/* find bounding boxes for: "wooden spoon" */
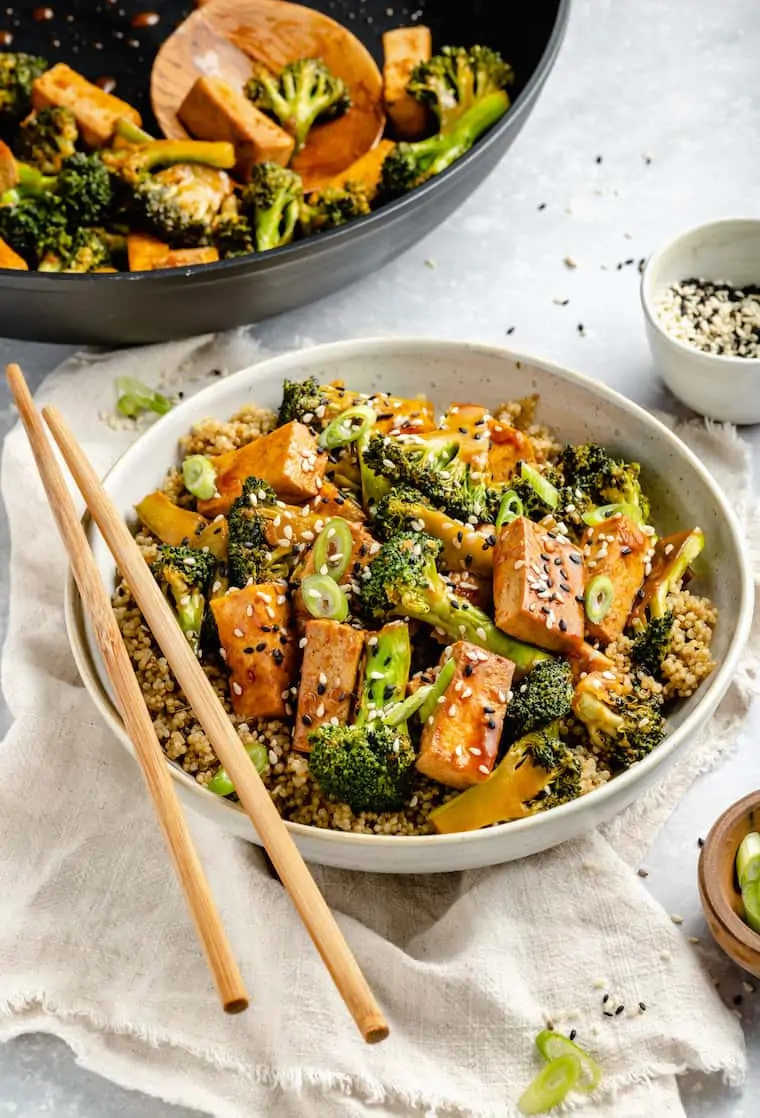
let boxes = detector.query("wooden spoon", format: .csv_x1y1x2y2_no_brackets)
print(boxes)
151,0,386,190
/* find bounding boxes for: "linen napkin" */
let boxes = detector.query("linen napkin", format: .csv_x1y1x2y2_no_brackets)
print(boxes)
0,331,756,1118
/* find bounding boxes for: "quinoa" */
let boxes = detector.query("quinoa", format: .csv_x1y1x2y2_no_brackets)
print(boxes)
656,278,760,359
112,395,718,836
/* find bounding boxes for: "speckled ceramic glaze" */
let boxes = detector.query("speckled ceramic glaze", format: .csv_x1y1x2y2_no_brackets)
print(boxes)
65,338,753,873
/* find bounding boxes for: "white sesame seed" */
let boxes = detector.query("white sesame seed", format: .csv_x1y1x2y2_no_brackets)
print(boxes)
233,627,245,638
448,704,457,717
316,702,325,717
477,764,490,774
476,626,487,641
318,672,327,685
266,606,276,620
231,681,243,695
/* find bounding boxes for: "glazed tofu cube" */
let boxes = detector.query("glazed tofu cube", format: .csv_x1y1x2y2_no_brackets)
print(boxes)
197,421,327,515
488,422,536,482
493,517,585,653
583,513,649,645
210,583,297,720
127,234,219,272
32,64,141,147
0,140,18,194
416,641,515,789
304,482,366,523
324,139,395,201
382,26,432,139
292,620,366,752
178,76,295,179
0,237,27,270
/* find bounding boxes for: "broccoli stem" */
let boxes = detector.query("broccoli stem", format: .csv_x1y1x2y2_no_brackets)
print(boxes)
416,598,551,671
356,623,412,726
127,139,236,175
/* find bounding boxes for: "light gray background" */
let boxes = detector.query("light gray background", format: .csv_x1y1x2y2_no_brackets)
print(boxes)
1,0,759,1113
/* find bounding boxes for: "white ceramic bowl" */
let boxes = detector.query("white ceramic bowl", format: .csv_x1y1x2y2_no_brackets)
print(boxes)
641,218,760,425
65,338,754,873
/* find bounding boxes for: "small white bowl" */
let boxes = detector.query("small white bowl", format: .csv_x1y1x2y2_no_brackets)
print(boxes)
641,218,760,425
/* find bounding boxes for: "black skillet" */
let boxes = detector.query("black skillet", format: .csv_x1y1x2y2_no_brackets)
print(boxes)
0,0,570,345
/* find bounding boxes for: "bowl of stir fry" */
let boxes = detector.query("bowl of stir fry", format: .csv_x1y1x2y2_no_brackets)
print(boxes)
0,0,569,343
66,338,753,872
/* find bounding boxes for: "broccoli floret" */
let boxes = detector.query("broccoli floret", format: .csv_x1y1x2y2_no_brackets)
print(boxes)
407,45,513,132
109,139,235,247
152,544,217,655
299,182,370,236
212,209,255,258
245,57,350,153
309,621,416,812
55,151,113,225
363,431,496,522
358,531,550,670
429,721,581,833
0,190,67,266
573,671,666,770
226,475,290,588
381,90,509,198
558,443,651,526
508,473,558,523
38,226,112,273
240,162,303,253
630,613,675,679
374,485,495,575
0,53,48,132
15,106,77,174
278,375,327,428
502,658,574,742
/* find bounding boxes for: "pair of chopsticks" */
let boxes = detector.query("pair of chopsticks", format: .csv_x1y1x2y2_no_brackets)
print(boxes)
7,364,388,1044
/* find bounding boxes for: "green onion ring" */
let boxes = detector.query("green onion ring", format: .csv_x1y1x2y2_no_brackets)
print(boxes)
585,575,614,623
301,573,349,621
318,405,376,450
312,518,353,582
520,461,559,510
496,489,524,528
535,1031,602,1093
182,454,217,501
517,1055,580,1115
207,741,269,797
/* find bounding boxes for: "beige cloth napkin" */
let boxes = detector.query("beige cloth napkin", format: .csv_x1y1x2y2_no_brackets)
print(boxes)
0,332,756,1118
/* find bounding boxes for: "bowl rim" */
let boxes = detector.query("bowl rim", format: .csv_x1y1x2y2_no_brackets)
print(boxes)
699,789,760,951
640,216,760,368
0,0,572,287
64,334,755,854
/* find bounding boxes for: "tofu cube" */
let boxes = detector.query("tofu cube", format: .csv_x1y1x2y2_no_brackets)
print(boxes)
197,421,327,515
32,64,141,147
583,513,649,645
382,26,432,139
178,76,295,179
210,583,297,720
493,517,585,653
292,620,366,752
416,642,515,789
127,234,219,272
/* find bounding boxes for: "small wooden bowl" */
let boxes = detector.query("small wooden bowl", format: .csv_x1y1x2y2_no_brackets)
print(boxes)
698,790,760,978
151,0,386,190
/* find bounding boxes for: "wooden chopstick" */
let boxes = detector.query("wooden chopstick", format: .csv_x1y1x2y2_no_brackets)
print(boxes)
6,364,249,1015
41,402,390,1046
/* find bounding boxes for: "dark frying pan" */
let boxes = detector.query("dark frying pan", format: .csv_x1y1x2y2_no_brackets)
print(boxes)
0,0,570,345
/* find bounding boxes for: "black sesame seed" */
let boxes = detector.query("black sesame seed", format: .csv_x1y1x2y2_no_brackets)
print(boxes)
559,619,568,633
554,557,563,566
483,706,495,714
541,605,550,615
456,530,464,543
255,642,266,652
272,648,284,665
639,1001,647,1012
698,837,705,848
464,664,474,677
620,546,632,556
603,1010,614,1017
243,646,254,654
575,595,585,604
261,625,271,633
733,994,743,1006
540,553,550,562
302,714,313,726
603,993,609,1004
317,682,326,696
506,326,515,336
595,154,603,163
486,534,497,547
465,555,473,568
560,583,571,594
615,1004,625,1016
569,553,582,564
271,623,279,632
569,1029,577,1041
458,426,468,435
486,718,497,730
280,635,288,646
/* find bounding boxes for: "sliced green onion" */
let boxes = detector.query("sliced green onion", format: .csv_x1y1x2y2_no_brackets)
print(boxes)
182,454,216,501
383,687,432,727
207,741,269,797
517,1055,580,1115
116,376,173,419
318,405,376,450
535,1032,602,1094
312,518,352,582
417,658,457,724
741,879,760,935
301,573,349,621
582,502,641,527
520,462,559,510
496,489,524,528
585,575,614,623
737,832,760,889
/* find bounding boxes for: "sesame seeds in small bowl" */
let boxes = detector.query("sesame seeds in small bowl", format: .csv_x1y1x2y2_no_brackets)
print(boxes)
641,218,760,424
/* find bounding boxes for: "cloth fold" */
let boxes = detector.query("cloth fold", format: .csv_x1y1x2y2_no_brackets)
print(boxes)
0,332,755,1118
